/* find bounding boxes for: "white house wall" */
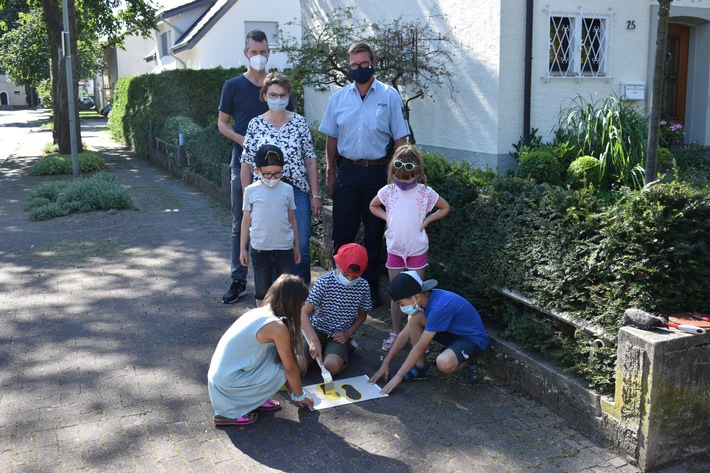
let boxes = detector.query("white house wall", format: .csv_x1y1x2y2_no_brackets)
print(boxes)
155,4,212,71
0,75,27,108
303,0,710,171
301,0,512,170
529,0,651,142
118,35,157,77
176,0,301,70
497,1,526,155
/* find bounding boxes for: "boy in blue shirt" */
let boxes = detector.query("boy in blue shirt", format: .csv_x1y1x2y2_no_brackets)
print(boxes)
369,271,489,393
299,243,372,375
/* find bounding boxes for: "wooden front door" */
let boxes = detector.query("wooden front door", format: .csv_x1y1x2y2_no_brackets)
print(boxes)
663,24,689,124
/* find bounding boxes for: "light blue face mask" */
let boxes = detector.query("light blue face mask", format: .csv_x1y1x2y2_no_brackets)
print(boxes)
336,271,360,286
267,97,289,112
400,301,420,315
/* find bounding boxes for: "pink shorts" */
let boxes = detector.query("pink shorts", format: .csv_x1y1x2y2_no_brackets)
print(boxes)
386,252,428,270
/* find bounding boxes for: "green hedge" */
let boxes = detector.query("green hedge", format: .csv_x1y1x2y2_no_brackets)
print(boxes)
424,148,710,392
109,67,246,170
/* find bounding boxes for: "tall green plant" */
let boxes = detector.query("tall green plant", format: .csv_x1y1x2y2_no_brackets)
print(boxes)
555,95,648,189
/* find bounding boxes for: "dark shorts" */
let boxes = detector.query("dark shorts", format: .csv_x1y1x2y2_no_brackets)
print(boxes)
301,329,351,363
433,331,486,365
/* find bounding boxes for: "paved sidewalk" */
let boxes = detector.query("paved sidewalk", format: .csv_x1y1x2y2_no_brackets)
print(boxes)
0,114,704,472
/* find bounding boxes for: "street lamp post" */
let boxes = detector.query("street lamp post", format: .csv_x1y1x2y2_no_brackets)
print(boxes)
61,0,79,179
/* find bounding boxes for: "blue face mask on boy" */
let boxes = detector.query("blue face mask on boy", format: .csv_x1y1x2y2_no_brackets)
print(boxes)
400,302,420,315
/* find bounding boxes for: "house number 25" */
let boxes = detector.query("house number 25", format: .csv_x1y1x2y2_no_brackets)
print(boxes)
627,20,636,30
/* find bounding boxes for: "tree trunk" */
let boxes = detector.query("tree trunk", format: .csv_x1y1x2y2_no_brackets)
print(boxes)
645,0,673,186
40,0,82,154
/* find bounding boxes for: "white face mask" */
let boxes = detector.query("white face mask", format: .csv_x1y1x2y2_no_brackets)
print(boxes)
261,177,281,188
335,270,360,286
267,97,289,113
249,54,268,71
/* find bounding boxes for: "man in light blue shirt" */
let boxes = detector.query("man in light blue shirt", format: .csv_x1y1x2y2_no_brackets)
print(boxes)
319,42,410,305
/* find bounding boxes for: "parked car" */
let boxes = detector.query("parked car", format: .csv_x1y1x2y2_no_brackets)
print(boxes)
79,97,95,110
99,102,112,118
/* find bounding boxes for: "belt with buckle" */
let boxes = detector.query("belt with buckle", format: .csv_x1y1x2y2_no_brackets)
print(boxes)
341,156,389,167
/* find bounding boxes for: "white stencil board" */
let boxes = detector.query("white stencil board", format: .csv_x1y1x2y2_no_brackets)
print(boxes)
303,374,388,410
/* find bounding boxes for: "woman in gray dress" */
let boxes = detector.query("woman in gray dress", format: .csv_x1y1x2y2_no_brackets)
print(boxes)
208,274,315,425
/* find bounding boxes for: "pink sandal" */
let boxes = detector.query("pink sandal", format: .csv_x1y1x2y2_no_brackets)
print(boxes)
213,412,259,426
256,398,281,411
382,332,398,351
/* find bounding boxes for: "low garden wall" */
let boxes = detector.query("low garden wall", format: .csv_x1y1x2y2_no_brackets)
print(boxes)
485,326,709,471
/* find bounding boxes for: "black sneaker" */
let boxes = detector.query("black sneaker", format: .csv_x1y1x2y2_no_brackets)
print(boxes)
222,280,247,304
457,362,479,386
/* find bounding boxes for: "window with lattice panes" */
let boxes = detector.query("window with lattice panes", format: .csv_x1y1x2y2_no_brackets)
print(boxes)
548,11,611,79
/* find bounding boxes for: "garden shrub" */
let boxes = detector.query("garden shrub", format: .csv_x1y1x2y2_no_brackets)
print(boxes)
671,146,710,186
425,153,710,393
656,147,673,169
26,172,133,221
567,155,601,188
515,149,562,185
31,151,105,175
109,67,245,161
555,95,647,189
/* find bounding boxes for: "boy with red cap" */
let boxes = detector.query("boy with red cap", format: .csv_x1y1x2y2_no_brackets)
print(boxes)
299,243,372,375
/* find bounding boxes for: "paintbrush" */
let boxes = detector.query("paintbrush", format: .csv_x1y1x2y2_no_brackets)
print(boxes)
316,358,336,394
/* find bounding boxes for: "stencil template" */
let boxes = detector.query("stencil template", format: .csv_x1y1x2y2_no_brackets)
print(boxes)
303,374,388,410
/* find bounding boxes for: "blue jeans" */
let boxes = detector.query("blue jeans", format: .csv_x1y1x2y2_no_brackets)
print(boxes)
230,167,248,283
251,249,294,300
332,161,387,294
292,187,312,285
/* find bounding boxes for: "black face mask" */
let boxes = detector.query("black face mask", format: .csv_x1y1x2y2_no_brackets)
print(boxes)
349,65,375,84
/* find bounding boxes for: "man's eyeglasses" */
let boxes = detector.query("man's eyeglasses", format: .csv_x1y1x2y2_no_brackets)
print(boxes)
349,61,371,70
267,92,289,100
261,171,283,179
393,160,417,171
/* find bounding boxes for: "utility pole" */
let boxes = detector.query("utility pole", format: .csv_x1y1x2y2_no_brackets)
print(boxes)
62,0,79,178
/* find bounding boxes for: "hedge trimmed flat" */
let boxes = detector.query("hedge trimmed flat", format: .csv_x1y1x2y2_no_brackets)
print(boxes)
403,364,430,381
256,399,281,411
213,412,258,426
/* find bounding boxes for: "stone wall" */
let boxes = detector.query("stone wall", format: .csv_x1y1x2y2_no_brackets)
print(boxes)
485,327,710,471
603,327,710,470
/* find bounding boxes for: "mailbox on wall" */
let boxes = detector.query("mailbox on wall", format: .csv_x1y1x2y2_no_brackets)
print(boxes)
621,82,645,101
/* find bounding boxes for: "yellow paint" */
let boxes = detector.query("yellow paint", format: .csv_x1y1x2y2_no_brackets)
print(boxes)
317,384,341,401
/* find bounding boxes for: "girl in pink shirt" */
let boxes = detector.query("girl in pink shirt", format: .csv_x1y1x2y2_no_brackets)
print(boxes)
369,145,450,351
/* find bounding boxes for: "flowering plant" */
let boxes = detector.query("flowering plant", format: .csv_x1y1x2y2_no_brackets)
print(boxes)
659,120,684,147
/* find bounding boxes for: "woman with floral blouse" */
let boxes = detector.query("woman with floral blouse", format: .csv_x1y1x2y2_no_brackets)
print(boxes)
241,72,322,285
